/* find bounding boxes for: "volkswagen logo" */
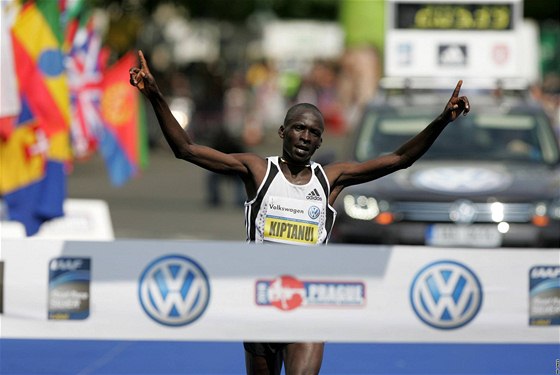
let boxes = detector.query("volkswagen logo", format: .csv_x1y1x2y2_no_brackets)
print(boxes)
410,260,483,329
308,205,321,220
138,255,210,326
449,199,477,224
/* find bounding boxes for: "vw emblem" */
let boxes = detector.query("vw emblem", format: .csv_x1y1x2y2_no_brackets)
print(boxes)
308,205,321,220
410,260,483,329
138,255,210,326
449,199,477,224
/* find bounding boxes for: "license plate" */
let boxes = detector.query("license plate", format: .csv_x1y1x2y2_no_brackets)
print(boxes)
426,224,502,247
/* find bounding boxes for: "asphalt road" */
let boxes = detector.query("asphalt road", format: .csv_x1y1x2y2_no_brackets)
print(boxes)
67,131,348,241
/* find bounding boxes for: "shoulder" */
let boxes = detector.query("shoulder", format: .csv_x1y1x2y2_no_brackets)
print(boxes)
235,152,268,167
322,159,373,189
234,153,269,185
322,160,354,179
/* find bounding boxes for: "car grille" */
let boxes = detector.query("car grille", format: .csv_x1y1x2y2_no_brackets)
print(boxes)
391,202,533,223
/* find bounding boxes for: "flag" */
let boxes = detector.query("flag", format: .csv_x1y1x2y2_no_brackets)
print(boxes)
0,0,71,235
0,1,20,139
0,98,45,200
11,0,70,136
98,52,148,186
64,3,108,159
0,96,70,235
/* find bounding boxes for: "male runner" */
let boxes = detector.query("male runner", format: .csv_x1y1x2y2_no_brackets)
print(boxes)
130,50,470,375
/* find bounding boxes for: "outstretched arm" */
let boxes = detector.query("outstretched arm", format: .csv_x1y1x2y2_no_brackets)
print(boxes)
129,51,188,157
129,51,265,177
129,51,267,198
325,80,470,204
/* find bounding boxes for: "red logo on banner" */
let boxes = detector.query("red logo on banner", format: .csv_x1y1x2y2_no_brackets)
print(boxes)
492,44,509,65
256,275,366,311
268,275,305,311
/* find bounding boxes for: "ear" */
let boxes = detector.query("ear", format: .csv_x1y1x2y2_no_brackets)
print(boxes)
278,125,285,139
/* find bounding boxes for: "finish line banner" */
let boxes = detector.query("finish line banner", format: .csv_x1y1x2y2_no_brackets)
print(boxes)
0,239,558,343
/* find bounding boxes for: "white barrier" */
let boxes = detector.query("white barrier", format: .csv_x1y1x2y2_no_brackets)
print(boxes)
0,239,558,343
34,199,114,240
0,199,114,240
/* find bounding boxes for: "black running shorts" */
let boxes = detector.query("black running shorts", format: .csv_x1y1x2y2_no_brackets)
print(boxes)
243,342,290,356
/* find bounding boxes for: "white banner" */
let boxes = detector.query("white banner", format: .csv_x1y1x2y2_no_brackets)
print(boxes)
0,239,558,343
384,0,539,84
385,31,522,79
263,21,344,61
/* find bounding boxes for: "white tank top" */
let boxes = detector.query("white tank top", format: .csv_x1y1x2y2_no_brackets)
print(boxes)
245,157,337,245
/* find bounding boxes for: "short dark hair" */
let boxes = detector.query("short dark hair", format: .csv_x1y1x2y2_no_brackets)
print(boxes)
283,103,324,128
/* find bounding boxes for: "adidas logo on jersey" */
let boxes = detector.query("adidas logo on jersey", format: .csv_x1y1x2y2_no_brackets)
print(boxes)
306,189,322,201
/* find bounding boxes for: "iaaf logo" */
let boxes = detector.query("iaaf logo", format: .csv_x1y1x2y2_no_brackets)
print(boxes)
255,275,365,311
530,266,560,279
50,258,84,271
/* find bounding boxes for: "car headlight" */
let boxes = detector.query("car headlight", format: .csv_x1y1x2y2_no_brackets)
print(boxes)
548,200,560,220
343,195,379,220
532,200,560,227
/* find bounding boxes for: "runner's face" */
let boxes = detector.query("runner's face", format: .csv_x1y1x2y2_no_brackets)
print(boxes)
280,110,324,163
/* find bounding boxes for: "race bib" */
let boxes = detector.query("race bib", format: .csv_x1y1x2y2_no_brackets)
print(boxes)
263,196,322,245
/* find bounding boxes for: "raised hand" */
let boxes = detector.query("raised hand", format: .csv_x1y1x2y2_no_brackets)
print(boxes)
129,50,158,95
443,80,470,122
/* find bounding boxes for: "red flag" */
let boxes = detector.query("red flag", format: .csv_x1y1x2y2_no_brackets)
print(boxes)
98,52,148,186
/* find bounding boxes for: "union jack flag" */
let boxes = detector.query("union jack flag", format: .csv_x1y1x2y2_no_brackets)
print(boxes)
65,15,108,159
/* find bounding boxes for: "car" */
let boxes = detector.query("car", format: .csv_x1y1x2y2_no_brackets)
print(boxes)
330,83,560,248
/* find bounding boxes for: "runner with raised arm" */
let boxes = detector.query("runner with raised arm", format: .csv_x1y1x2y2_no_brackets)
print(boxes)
130,50,470,375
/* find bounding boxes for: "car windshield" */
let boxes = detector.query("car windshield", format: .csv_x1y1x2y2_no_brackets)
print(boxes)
355,107,560,164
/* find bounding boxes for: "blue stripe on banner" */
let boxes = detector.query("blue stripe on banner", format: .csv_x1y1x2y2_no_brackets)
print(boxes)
0,339,557,374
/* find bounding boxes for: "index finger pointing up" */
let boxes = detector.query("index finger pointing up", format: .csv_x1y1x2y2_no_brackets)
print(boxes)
138,50,150,73
452,80,463,98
